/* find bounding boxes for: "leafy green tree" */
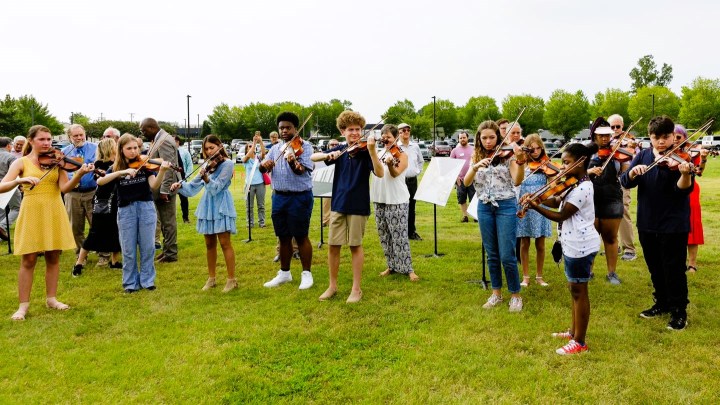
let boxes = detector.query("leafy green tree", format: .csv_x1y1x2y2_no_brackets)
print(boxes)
70,112,91,127
419,99,459,138
501,94,545,133
629,55,673,92
307,99,351,138
200,120,212,137
207,103,247,140
405,115,433,140
0,95,24,136
13,95,63,134
459,96,501,130
242,102,277,137
678,77,720,132
591,88,630,122
627,86,681,134
383,99,417,125
543,90,591,140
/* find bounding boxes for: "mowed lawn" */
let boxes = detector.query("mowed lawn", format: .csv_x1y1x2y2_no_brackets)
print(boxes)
1,159,719,403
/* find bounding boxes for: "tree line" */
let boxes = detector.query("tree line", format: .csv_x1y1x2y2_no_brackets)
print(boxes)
2,56,718,142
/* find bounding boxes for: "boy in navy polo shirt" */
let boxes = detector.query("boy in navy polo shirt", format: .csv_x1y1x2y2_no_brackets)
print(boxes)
311,111,384,303
621,116,695,330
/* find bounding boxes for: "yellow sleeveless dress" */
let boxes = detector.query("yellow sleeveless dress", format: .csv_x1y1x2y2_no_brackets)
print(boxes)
14,157,76,255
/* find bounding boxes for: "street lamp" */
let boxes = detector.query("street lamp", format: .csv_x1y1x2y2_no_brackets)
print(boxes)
130,113,134,122
650,94,655,117
186,95,192,146
432,96,437,155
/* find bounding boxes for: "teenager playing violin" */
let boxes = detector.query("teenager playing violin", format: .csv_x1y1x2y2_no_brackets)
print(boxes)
463,120,526,312
516,134,553,287
0,125,95,320
260,112,315,292
674,125,707,273
587,117,627,285
522,143,600,355
97,133,171,293
370,124,419,281
621,116,694,331
171,135,237,292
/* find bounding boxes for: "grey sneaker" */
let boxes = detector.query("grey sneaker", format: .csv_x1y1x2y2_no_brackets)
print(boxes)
606,272,622,285
621,252,637,261
482,294,503,309
509,296,523,312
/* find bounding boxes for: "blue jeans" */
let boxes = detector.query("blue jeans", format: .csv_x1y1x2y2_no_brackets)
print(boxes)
478,198,521,294
118,201,157,290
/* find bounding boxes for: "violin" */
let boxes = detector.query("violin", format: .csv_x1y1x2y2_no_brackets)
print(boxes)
205,153,226,174
284,136,304,158
655,150,691,171
379,140,404,167
516,156,586,218
346,140,369,157
128,156,182,172
527,155,562,177
597,146,634,163
37,149,105,176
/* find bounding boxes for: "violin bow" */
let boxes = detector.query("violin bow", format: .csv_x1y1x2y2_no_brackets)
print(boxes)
489,106,526,161
379,133,402,160
181,148,224,184
274,113,314,162
518,156,587,214
599,117,641,172
642,119,714,173
29,144,78,190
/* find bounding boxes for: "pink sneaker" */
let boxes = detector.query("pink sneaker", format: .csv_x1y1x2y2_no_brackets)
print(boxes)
556,339,588,355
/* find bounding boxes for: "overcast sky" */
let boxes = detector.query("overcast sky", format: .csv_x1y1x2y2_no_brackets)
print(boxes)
2,0,717,128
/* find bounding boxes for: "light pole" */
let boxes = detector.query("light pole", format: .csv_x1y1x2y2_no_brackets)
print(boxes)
130,113,134,122
650,94,655,118
197,114,200,134
70,112,74,124
186,95,192,145
432,96,437,155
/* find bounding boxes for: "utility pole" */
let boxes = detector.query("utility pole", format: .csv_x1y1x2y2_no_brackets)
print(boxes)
187,95,191,146
130,113,134,122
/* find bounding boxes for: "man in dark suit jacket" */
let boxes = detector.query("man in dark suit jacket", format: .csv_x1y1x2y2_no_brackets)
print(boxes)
140,118,181,262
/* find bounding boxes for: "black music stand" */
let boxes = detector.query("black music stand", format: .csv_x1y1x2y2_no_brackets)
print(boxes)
316,196,328,248
466,242,489,289
243,190,253,243
423,204,445,258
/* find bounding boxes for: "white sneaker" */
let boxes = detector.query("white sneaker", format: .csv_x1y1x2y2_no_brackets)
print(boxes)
263,270,292,288
509,296,523,312
482,294,503,308
299,271,314,290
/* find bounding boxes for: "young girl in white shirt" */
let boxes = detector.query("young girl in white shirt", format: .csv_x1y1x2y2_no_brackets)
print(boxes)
522,143,600,355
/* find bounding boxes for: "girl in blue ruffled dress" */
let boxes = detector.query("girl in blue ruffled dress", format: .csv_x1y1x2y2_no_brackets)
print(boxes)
516,134,553,287
171,135,237,292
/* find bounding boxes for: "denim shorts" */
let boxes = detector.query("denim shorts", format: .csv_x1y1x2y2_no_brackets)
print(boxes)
564,252,597,283
271,190,313,237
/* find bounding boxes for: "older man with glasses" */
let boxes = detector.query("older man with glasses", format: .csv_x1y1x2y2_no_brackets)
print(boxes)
397,123,424,241
609,114,637,261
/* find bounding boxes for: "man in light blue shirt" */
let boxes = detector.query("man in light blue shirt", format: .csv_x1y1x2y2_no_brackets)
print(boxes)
62,124,98,254
175,135,193,223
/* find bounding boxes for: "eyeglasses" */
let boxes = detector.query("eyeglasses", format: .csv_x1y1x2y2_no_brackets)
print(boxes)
611,125,622,130
399,128,411,132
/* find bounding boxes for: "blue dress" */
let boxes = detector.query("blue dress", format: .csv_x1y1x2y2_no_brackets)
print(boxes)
177,159,237,235
516,170,552,238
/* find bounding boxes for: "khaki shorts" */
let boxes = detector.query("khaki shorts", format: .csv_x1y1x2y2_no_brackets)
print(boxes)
328,211,368,246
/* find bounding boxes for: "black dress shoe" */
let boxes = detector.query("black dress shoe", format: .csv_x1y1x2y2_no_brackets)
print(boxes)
72,264,83,277
109,262,123,269
124,288,139,294
409,233,423,241
158,257,177,263
145,286,157,291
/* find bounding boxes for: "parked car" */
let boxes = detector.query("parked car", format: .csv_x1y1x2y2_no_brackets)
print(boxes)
190,139,203,163
230,139,243,151
428,141,452,157
702,135,720,149
418,143,431,161
544,142,560,157
51,140,71,150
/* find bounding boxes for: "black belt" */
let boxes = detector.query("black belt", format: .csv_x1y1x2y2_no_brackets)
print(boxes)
74,188,96,193
274,190,307,196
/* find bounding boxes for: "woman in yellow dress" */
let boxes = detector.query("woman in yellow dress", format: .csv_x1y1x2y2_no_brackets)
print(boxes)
0,125,94,320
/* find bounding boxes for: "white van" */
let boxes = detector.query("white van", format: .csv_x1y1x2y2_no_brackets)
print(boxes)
701,135,720,148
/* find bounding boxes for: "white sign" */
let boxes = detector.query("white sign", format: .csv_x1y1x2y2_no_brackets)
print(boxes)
0,185,19,208
312,162,334,197
415,157,464,207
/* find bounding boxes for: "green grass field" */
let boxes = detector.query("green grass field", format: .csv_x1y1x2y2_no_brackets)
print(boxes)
1,159,719,403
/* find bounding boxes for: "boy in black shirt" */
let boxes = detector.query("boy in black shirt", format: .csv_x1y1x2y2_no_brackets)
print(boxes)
620,116,694,330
